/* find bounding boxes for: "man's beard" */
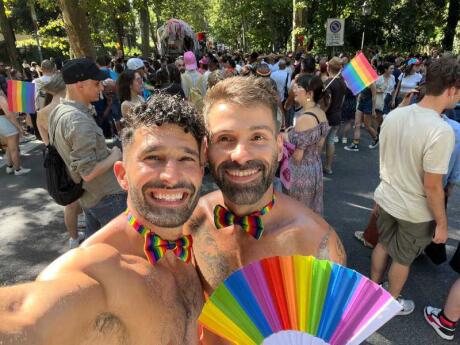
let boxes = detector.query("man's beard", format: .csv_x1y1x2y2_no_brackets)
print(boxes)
129,181,199,228
209,151,278,205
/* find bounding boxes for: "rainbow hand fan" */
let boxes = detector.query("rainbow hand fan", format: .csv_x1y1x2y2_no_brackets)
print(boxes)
199,256,401,345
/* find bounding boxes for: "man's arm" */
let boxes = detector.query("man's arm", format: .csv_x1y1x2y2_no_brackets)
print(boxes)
67,117,122,183
0,245,117,345
0,272,106,345
425,172,448,243
81,147,121,183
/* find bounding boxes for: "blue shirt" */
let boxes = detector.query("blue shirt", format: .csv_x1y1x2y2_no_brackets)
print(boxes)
443,115,460,187
100,67,118,81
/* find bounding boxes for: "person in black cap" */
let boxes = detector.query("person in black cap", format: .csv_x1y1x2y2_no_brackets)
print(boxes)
48,58,127,238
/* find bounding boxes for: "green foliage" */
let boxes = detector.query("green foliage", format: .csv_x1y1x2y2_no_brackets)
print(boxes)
2,0,459,58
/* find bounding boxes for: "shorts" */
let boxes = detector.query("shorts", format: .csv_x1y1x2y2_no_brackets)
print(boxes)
341,96,357,121
326,125,339,145
0,116,18,137
377,206,435,266
357,98,372,114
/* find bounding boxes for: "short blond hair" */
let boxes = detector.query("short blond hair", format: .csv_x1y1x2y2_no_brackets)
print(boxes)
328,57,342,74
203,76,280,131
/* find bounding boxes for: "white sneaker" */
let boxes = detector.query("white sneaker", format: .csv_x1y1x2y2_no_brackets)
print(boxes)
14,167,31,176
6,166,14,174
397,297,415,316
68,232,86,250
342,137,348,144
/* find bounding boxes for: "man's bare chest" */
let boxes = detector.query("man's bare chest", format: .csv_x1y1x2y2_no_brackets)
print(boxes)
193,222,300,293
81,261,203,345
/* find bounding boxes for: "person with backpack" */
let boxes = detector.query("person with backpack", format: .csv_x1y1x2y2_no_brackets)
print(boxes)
181,52,206,113
48,58,126,237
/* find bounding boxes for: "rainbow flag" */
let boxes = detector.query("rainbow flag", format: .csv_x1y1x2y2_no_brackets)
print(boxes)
7,80,36,113
342,52,378,95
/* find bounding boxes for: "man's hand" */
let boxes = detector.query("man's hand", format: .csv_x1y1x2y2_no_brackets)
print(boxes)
433,224,448,244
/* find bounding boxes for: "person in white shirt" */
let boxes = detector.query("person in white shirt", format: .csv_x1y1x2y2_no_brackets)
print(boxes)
33,59,56,111
270,59,291,103
371,57,460,316
392,58,422,107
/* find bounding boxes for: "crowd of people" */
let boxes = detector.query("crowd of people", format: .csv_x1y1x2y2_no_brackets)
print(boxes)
0,46,460,343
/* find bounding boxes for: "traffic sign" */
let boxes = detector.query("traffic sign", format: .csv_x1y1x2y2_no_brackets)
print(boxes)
326,18,345,46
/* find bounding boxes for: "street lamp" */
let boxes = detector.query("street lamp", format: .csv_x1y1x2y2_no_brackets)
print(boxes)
360,1,371,50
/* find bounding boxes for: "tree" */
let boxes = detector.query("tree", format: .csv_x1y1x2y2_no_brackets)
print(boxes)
58,0,95,58
139,0,150,57
442,0,460,51
0,0,19,67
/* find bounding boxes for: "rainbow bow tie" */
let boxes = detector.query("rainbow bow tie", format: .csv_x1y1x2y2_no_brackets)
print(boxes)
126,210,192,265
213,195,276,240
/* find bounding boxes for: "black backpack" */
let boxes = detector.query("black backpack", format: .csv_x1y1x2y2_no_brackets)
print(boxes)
43,114,84,206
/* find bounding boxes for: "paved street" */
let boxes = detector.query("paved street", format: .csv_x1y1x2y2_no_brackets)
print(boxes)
0,133,459,344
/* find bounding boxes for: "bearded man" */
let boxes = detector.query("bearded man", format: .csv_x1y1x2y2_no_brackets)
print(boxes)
0,93,207,345
188,76,346,294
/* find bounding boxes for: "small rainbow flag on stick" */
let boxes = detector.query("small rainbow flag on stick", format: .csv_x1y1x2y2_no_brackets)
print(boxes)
342,52,378,95
7,80,36,113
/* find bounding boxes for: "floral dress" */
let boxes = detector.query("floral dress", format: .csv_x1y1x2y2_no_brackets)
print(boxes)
287,119,330,214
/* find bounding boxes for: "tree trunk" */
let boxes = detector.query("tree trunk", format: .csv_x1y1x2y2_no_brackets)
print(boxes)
442,0,460,51
292,0,308,51
58,0,95,59
140,0,150,57
0,0,19,68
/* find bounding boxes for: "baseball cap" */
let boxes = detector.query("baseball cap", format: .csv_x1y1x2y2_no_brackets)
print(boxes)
127,57,145,71
255,63,271,77
184,51,197,71
407,58,422,66
62,58,108,84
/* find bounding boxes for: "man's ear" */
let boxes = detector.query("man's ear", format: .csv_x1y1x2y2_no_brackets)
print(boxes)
276,132,284,162
114,160,129,191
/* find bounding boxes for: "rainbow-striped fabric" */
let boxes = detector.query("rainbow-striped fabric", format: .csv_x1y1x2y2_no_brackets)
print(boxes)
7,80,35,113
213,195,276,240
126,210,193,265
342,52,378,95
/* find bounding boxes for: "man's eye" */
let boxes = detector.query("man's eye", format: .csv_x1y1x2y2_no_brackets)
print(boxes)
179,156,195,162
145,155,161,161
252,135,265,141
217,136,232,143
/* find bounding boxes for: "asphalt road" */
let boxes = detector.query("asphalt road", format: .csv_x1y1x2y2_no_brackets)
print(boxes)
0,132,459,345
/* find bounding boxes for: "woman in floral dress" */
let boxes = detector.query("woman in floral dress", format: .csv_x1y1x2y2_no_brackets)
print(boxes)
286,74,330,214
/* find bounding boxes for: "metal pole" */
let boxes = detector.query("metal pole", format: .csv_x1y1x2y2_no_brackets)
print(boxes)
360,26,365,51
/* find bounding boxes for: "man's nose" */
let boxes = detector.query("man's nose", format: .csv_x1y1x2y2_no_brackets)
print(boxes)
159,160,181,186
229,142,252,165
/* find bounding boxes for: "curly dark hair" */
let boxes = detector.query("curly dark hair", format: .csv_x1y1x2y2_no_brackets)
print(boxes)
121,92,207,148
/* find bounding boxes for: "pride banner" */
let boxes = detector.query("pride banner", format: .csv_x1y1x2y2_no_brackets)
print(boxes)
7,80,36,113
342,52,378,95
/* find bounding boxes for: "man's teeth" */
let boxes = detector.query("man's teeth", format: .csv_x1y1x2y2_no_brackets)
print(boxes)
227,169,258,177
152,193,184,201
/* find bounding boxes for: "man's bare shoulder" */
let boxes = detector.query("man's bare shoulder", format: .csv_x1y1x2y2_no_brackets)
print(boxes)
37,243,124,282
273,193,347,265
274,193,329,235
81,213,129,249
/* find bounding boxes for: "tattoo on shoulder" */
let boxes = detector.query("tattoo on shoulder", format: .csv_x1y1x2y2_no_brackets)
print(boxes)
334,229,347,265
317,226,347,265
317,227,331,260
